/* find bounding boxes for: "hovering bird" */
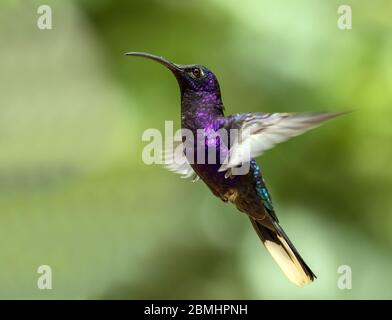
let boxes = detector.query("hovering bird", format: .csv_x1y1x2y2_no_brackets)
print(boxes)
126,52,344,286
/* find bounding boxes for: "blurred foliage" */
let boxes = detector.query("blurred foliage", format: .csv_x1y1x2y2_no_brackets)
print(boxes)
0,0,391,299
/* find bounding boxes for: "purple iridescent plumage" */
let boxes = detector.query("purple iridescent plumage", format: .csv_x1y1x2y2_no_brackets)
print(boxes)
126,52,346,286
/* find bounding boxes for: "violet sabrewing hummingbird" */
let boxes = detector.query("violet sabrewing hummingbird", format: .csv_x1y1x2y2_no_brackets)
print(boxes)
126,52,344,286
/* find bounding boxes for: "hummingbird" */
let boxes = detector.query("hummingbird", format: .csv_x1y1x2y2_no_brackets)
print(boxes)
126,52,344,287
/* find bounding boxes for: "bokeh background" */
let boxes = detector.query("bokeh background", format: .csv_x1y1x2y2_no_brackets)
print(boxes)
1,0,391,299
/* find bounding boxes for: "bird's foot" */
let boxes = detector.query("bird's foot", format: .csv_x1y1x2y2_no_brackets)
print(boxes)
224,168,236,179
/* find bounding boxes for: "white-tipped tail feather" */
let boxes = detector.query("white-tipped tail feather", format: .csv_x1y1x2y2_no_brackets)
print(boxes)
250,218,316,287
264,237,312,287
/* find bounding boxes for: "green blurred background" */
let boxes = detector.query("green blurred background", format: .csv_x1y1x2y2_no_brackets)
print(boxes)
0,0,391,299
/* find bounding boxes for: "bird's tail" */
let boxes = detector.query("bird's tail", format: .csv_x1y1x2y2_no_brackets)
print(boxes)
249,218,316,287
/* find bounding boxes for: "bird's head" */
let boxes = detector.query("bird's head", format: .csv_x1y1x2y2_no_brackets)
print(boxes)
125,52,221,97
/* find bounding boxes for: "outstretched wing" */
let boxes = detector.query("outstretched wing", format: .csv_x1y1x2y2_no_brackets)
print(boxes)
162,141,199,181
220,112,345,171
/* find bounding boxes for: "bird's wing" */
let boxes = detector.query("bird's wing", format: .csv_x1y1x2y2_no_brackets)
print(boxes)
163,141,199,181
220,112,345,171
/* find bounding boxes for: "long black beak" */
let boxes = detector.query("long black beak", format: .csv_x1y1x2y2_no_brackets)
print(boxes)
125,52,182,74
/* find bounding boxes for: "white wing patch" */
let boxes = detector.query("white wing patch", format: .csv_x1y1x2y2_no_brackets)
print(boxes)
220,112,345,171
163,142,199,181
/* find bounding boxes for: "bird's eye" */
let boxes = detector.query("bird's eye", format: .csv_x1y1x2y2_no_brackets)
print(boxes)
191,68,202,78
